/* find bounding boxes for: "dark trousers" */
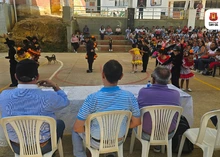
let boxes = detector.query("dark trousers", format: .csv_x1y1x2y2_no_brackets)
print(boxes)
100,33,104,40
109,44,112,50
10,60,18,86
87,55,94,71
11,119,65,155
142,53,149,71
72,43,79,51
171,69,180,88
198,58,215,71
139,11,143,19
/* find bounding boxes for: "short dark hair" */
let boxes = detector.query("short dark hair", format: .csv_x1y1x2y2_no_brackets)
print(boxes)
16,59,39,82
151,66,171,85
103,60,123,84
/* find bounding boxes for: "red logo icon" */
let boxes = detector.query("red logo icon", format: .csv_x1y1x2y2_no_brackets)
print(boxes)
209,12,218,21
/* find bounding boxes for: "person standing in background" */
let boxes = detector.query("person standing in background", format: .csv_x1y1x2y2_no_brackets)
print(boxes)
3,34,18,87
71,33,80,53
85,36,95,73
109,37,113,52
138,1,145,19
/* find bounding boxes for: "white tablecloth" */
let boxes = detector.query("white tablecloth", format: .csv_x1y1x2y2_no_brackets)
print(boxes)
0,84,193,146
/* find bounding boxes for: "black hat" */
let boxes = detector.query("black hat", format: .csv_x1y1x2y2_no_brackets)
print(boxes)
4,39,15,46
173,45,181,51
16,59,39,82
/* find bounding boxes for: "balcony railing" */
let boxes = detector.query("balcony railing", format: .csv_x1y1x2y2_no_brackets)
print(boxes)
72,6,207,20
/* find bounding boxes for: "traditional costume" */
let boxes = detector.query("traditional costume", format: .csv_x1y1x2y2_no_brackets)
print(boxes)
130,47,143,65
156,54,172,70
180,57,194,79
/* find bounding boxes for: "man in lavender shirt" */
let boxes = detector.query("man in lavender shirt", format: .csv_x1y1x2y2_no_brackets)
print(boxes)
137,66,180,152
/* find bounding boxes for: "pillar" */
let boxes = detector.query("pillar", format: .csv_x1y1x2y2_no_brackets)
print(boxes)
188,9,196,29
127,8,135,30
169,1,174,18
62,6,72,51
200,0,206,20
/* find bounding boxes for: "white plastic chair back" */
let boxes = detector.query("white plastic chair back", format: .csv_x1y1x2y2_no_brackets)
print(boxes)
0,116,59,157
196,109,220,148
137,105,183,145
85,110,132,154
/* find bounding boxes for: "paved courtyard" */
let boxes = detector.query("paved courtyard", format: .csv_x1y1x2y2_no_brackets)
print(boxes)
0,52,220,157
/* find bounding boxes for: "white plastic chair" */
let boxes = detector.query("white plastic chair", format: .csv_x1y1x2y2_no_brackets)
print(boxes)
84,110,132,157
178,109,220,157
129,105,183,157
0,116,64,157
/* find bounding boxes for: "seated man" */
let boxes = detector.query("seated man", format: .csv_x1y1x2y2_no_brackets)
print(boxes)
105,25,113,35
0,59,70,155
115,25,122,35
138,66,180,152
72,59,141,157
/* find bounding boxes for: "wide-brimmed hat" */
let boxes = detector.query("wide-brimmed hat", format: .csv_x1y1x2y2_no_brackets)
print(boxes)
173,45,181,51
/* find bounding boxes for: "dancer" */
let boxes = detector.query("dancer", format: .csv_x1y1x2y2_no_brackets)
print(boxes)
129,44,143,73
180,50,194,91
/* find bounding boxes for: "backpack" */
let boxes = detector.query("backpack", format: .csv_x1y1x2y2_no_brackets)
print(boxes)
172,116,194,153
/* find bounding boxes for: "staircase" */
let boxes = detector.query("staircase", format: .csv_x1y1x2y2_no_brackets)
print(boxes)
77,35,132,53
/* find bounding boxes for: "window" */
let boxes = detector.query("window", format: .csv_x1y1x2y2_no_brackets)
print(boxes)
150,0,162,6
115,0,128,6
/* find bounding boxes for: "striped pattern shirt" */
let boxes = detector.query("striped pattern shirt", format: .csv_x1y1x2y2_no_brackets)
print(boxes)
77,86,140,139
0,84,70,143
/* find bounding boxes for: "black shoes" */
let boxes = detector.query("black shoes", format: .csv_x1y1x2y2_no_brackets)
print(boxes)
86,70,92,73
141,70,146,73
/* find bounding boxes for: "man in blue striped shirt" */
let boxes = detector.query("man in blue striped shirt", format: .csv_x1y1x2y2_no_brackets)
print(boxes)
0,59,70,155
72,60,141,157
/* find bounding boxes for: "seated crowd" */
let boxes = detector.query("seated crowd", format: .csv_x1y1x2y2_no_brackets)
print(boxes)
127,25,220,78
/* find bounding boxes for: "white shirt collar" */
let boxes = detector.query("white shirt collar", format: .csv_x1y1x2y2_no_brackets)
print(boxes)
17,84,39,89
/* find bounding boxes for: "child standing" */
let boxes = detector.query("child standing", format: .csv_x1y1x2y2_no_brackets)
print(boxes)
109,37,113,51
180,51,195,92
129,44,143,73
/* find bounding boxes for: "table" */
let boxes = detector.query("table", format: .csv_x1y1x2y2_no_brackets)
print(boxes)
55,84,193,133
0,84,193,146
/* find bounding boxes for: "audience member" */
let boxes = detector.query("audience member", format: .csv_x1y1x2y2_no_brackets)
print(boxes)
0,59,70,155
72,59,141,157
71,33,80,53
138,66,180,152
115,25,122,35
83,25,90,37
125,27,131,40
105,25,113,35
99,25,105,40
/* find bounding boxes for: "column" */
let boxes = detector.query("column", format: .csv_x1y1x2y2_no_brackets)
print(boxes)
200,0,206,20
169,1,174,18
188,9,196,29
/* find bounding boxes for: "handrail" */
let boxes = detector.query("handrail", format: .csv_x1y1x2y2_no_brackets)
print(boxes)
72,5,208,20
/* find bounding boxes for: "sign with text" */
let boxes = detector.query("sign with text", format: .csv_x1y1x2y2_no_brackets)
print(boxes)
205,9,220,30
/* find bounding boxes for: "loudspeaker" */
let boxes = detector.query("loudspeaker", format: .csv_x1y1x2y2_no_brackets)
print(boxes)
127,8,135,30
